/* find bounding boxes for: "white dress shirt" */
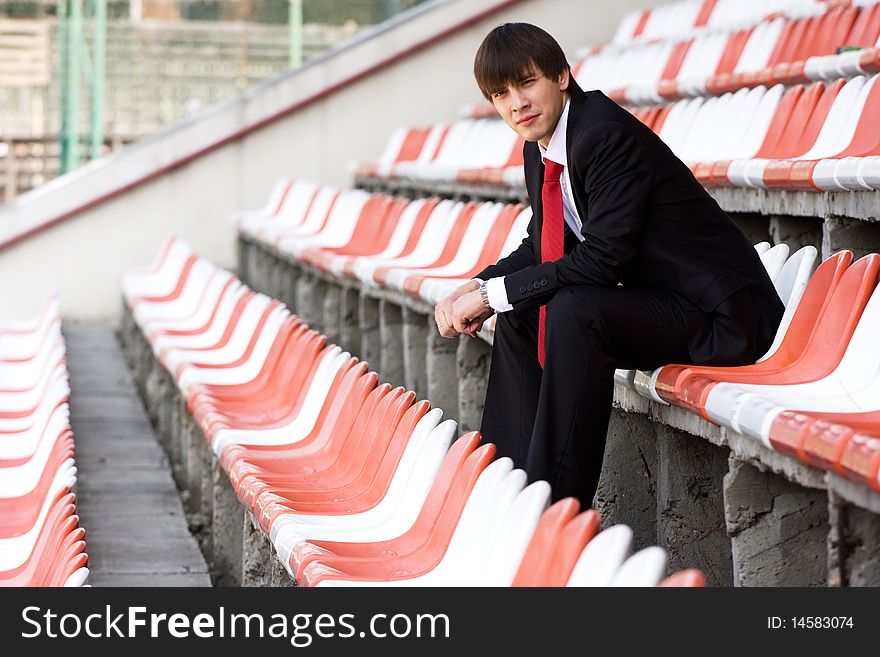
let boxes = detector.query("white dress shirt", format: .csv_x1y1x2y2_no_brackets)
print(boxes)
477,98,584,312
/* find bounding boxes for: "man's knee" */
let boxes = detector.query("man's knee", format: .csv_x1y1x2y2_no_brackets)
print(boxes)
546,286,604,331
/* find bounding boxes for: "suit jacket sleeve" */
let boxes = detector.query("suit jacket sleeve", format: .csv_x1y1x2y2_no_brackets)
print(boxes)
503,121,654,312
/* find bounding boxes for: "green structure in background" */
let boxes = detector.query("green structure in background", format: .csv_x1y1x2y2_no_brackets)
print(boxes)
288,0,302,68
58,0,106,174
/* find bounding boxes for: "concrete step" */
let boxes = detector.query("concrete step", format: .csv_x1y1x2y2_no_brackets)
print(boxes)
64,325,211,587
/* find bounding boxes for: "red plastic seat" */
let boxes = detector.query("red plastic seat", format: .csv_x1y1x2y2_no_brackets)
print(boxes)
253,399,431,533
656,251,876,420
658,569,706,587
296,438,495,587
512,499,601,587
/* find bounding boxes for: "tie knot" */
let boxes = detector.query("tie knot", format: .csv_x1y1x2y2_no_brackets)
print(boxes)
544,158,564,181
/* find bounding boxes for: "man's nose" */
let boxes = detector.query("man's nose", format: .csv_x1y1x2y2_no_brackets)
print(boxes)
510,88,529,111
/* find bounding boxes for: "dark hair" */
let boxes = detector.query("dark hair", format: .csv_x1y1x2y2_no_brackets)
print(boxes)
473,23,570,100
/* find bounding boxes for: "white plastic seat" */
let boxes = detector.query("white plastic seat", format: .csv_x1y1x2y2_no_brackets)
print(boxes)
159,294,277,375
312,458,520,587
175,306,291,395
760,243,790,282
326,198,429,277
382,202,504,291
238,179,322,236
760,245,817,360
210,347,348,454
233,178,293,226
566,524,634,587
132,258,219,326
705,278,880,441
478,480,552,586
152,284,251,358
610,546,668,586
349,200,465,287
122,238,195,304
276,190,371,257
0,403,70,462
0,463,77,572
273,413,455,572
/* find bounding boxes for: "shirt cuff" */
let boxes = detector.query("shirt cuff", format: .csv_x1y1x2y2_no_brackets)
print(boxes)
486,276,513,313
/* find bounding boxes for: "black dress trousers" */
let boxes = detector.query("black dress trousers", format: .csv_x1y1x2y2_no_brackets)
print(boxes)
479,283,697,509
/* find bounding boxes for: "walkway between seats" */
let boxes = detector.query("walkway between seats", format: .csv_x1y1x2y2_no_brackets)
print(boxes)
65,326,211,586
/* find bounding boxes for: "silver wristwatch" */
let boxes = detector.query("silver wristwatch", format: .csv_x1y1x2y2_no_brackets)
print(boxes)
479,280,490,309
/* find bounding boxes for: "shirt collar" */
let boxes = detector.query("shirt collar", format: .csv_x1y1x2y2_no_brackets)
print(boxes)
538,97,570,168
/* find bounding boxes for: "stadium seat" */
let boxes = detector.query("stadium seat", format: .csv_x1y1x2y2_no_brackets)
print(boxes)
0,303,88,587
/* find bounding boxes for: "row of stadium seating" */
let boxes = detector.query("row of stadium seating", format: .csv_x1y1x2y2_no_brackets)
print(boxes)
357,70,880,191
588,1,880,104
0,298,90,587
611,0,858,46
238,181,529,308
122,237,706,587
636,249,880,490
237,178,880,496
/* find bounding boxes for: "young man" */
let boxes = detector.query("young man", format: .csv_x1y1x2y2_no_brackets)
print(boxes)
433,23,784,509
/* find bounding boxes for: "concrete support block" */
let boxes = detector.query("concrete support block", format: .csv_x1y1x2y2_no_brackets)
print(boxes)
769,215,823,254
729,212,772,247
358,293,381,366
147,369,171,453
143,358,165,426
275,259,300,313
183,412,204,516
827,490,880,586
190,426,215,562
379,299,404,387
724,457,827,586
170,395,187,489
199,437,216,535
243,241,260,287
212,459,243,587
252,246,272,298
267,257,287,301
456,335,491,434
594,408,658,550
339,286,361,355
823,216,880,260
159,375,178,450
117,304,138,368
241,513,272,587
270,555,297,587
656,423,732,586
296,273,326,331
125,317,152,395
402,307,428,400
322,284,342,346
237,237,252,285
426,322,459,425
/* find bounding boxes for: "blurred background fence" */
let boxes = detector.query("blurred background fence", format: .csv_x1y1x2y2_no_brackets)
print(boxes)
0,0,427,200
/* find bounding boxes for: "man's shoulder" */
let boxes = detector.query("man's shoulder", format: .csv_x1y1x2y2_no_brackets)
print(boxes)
571,91,638,136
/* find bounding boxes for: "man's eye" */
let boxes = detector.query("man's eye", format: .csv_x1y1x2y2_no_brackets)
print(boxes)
493,90,507,98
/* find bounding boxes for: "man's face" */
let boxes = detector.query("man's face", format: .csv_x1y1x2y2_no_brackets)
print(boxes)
490,65,569,147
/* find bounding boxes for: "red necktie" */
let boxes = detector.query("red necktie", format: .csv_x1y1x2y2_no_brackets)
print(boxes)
538,158,565,368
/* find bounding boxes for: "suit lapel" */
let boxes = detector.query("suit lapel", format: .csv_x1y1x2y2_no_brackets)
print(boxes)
524,140,544,263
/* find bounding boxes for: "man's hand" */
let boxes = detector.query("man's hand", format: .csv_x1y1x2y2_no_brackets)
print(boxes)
435,279,483,338
452,290,494,338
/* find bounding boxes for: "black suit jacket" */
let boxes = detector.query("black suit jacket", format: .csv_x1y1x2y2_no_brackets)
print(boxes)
476,80,784,365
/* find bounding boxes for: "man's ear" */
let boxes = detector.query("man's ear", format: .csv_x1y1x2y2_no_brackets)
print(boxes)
558,67,570,92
